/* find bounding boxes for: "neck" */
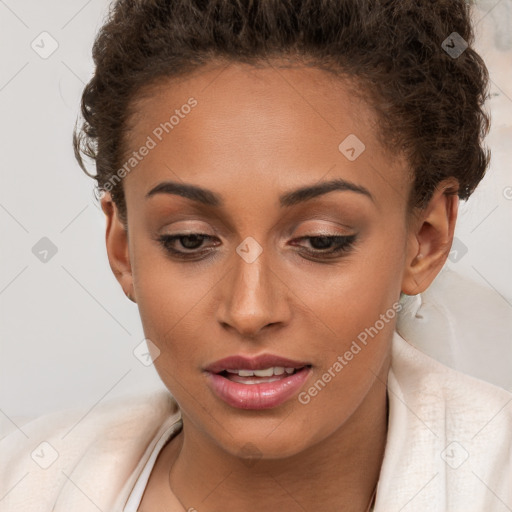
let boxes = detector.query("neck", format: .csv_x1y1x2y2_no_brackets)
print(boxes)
167,367,389,512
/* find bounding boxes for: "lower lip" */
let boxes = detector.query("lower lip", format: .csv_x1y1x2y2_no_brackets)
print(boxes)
205,367,311,410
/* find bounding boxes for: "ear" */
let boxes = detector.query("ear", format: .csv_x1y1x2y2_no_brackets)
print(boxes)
100,192,136,303
401,178,459,295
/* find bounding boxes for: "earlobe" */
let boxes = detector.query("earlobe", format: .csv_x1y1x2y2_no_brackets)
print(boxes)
100,192,136,302
401,179,459,296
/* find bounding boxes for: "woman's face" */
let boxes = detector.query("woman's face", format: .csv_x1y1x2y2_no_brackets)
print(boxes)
110,62,416,458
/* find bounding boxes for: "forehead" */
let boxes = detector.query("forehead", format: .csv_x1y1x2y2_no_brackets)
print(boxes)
122,62,410,211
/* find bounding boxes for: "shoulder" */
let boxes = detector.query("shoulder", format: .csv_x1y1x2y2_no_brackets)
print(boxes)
0,389,180,511
379,331,512,510
390,330,512,437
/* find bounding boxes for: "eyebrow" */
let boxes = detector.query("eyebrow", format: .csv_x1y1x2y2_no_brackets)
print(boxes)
145,177,374,207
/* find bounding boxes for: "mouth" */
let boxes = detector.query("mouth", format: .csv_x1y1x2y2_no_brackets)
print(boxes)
217,365,310,384
204,356,312,409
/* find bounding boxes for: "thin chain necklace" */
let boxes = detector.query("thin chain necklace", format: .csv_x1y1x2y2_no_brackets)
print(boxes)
365,484,377,511
172,483,378,511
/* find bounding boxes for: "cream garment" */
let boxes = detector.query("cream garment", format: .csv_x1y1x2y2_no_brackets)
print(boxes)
122,416,184,511
1,330,511,511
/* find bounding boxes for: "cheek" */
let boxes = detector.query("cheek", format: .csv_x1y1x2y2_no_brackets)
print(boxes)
131,231,219,342
294,225,404,398
140,308,211,414
306,223,406,336
130,246,210,394
287,253,401,445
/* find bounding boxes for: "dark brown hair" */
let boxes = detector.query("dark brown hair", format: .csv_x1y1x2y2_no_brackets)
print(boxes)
73,0,490,227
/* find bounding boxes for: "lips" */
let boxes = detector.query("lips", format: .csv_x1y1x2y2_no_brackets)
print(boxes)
204,354,311,373
204,354,312,410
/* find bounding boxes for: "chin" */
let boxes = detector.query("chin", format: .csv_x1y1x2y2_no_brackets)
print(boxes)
207,413,323,462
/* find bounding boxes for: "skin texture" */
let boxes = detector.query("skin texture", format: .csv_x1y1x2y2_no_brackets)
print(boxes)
100,62,459,511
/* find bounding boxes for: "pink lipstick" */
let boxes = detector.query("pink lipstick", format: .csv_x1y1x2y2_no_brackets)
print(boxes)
204,355,312,409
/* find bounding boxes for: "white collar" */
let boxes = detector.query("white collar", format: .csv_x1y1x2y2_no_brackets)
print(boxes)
373,330,512,510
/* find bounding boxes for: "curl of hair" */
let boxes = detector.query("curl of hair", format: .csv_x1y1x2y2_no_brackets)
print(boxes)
73,0,491,226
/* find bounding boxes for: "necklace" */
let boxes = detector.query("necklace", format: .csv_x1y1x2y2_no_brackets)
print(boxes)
172,477,378,511
365,484,377,511
172,485,378,512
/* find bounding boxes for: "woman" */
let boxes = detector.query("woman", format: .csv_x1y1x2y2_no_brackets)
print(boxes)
2,0,511,510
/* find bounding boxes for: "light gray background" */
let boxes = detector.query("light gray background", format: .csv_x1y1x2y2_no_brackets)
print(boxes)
1,0,511,420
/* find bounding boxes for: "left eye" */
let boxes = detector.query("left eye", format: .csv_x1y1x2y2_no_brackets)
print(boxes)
292,234,357,256
156,233,357,260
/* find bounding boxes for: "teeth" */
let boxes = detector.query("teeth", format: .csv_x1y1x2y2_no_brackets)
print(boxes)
254,368,274,377
224,366,301,377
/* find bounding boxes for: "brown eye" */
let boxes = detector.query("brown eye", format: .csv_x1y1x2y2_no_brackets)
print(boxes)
157,233,218,258
292,234,357,258
177,234,208,250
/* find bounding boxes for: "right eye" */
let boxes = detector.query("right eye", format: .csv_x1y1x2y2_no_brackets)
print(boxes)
156,233,220,259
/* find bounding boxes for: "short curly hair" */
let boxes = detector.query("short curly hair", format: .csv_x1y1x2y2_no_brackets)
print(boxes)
73,0,491,227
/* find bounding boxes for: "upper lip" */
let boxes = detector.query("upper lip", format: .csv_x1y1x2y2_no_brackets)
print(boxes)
204,354,311,373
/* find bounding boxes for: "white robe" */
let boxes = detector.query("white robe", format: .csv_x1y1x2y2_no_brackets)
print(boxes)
1,329,511,511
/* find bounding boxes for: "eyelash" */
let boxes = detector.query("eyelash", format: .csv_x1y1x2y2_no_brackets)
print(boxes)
156,233,357,261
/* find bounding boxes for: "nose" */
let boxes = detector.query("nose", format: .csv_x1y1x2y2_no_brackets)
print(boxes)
216,246,291,339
